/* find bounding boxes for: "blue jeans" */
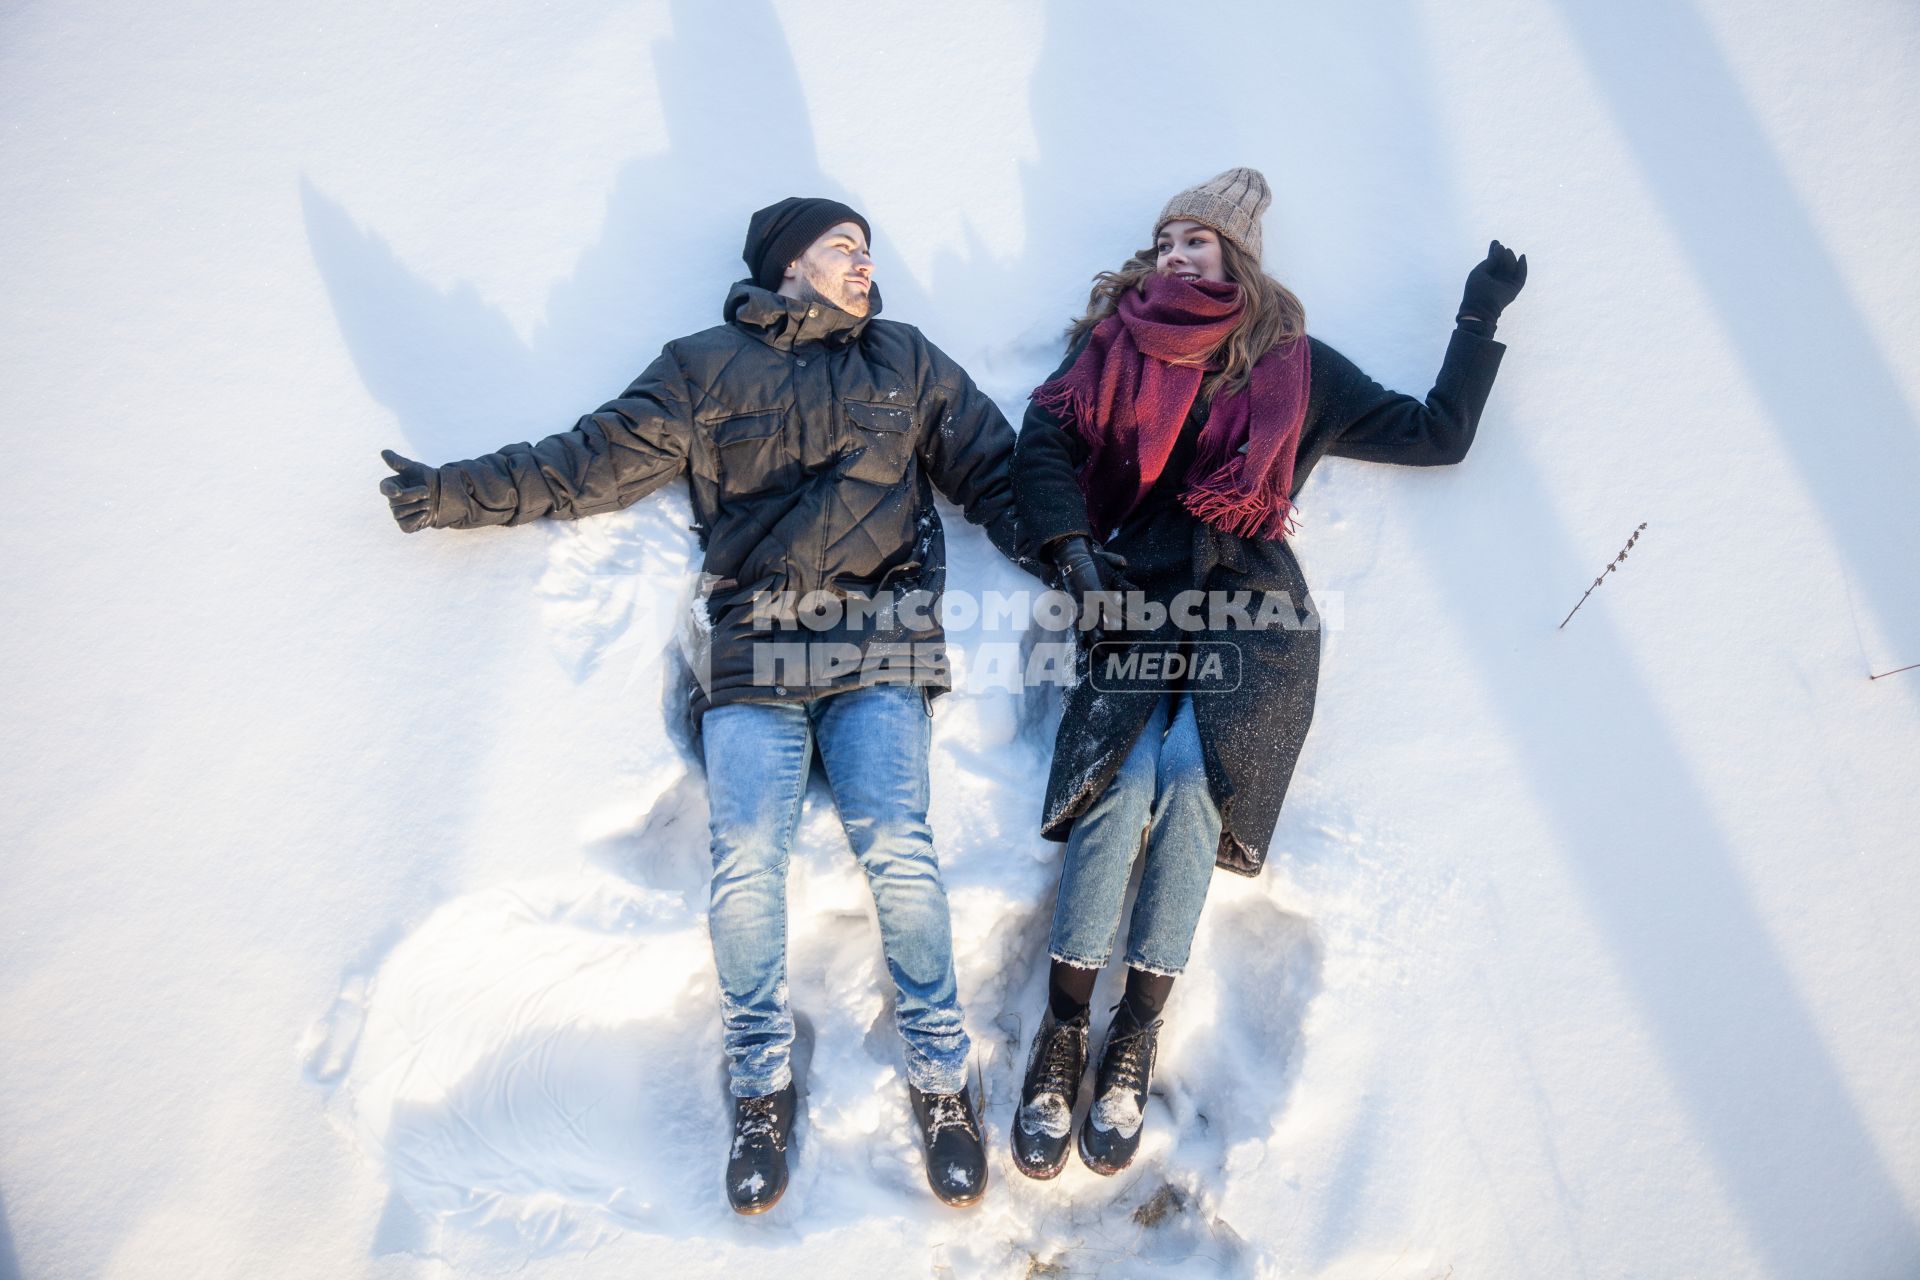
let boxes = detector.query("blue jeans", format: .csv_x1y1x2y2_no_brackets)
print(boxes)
1048,691,1221,976
702,683,970,1098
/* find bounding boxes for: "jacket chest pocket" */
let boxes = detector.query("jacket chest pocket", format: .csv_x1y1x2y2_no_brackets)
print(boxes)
710,410,795,499
840,399,916,484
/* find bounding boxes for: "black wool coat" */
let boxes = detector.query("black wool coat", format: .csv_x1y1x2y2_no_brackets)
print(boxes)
423,281,1026,717
1016,327,1507,875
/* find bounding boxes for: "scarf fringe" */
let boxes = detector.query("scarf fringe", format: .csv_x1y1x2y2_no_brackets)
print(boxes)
1182,482,1299,540
1029,375,1086,428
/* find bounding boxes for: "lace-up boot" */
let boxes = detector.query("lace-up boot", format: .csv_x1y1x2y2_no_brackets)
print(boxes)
726,1081,796,1214
908,1083,988,1207
1012,1008,1090,1179
1078,1004,1161,1175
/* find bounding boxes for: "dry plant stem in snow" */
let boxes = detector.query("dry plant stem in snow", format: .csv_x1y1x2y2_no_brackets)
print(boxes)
1559,522,1649,630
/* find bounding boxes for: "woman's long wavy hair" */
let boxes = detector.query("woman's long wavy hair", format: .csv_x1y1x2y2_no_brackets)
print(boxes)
1068,232,1307,398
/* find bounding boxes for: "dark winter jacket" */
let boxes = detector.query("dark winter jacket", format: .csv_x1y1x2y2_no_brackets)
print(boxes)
423,281,1026,716
1017,327,1506,875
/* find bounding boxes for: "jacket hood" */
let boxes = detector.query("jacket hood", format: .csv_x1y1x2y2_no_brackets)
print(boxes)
723,279,883,350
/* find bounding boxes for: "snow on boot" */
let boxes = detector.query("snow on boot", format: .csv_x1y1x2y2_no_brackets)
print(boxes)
909,1083,988,1207
1013,1008,1090,1179
1078,1007,1161,1176
726,1081,796,1215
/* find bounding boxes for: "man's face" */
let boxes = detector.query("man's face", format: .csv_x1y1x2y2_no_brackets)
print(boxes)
780,221,874,317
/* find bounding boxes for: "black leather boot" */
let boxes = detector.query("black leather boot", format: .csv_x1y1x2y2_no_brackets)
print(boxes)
1012,1008,1090,1179
1078,1005,1161,1176
726,1081,796,1214
909,1083,988,1207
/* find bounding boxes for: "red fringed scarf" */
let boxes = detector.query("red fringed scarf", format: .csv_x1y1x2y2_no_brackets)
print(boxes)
1032,272,1311,541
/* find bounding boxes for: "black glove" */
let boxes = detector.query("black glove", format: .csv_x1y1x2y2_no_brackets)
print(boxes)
1052,535,1130,648
379,449,441,533
1456,239,1527,337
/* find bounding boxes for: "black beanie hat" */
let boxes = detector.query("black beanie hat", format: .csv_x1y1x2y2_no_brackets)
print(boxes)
742,197,870,292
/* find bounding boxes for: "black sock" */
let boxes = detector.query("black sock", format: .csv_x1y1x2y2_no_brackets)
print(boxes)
1119,966,1175,1026
1048,960,1098,1022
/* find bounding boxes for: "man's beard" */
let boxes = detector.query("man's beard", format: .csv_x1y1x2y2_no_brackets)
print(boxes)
796,260,870,318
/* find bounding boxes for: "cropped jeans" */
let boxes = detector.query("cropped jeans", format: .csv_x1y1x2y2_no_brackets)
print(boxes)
1048,691,1221,976
702,683,970,1098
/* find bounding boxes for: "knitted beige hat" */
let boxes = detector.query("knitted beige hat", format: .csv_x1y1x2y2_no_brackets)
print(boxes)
1156,167,1272,260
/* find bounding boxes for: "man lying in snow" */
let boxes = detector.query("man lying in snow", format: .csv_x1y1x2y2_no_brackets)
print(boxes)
378,197,1031,1214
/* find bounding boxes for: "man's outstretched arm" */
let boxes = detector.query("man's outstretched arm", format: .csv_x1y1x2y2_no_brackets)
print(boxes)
380,349,695,531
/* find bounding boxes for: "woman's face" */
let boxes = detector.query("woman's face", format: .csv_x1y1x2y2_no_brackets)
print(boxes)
1155,220,1228,284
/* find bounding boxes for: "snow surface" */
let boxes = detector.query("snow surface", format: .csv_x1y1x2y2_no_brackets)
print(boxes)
4,1,1919,1277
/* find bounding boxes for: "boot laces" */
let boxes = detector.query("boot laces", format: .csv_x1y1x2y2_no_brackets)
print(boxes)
736,1095,783,1149
1033,1020,1084,1099
1103,1021,1159,1099
923,1091,975,1138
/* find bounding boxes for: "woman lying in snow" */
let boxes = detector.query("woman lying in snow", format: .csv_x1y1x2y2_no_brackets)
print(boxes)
1011,168,1525,1178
